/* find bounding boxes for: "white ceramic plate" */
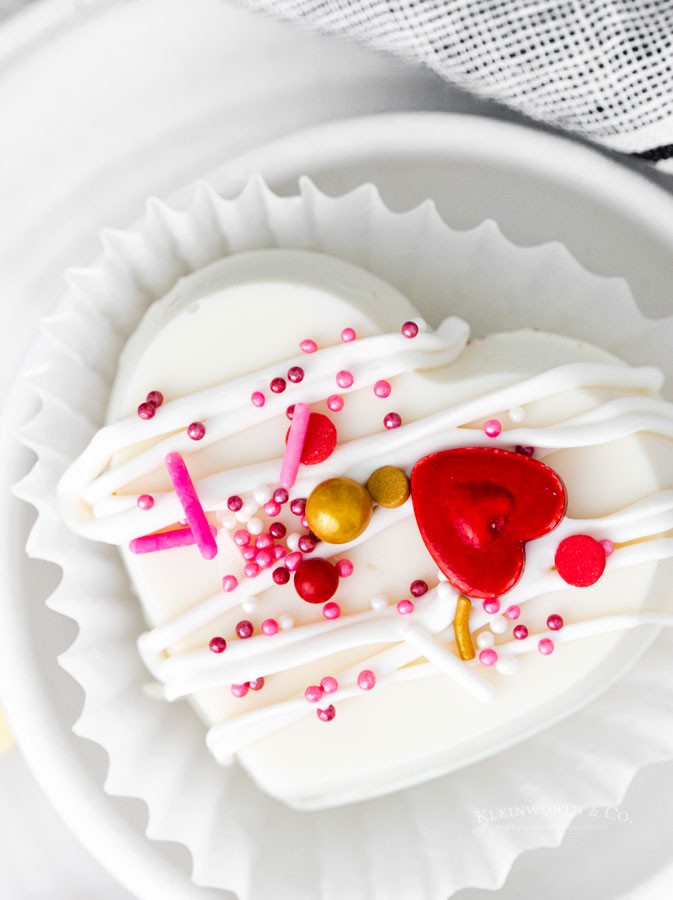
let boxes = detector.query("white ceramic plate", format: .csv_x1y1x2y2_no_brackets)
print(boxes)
2,1,673,898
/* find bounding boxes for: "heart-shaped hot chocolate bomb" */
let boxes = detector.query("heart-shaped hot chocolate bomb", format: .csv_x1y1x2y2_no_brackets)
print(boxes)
411,447,567,599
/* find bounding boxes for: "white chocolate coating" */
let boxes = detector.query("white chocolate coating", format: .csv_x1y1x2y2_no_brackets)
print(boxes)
58,249,673,808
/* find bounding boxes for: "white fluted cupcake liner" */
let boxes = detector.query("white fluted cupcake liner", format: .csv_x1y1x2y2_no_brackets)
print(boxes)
14,177,673,898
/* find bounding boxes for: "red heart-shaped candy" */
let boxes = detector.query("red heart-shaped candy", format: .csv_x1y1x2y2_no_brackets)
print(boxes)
411,447,566,599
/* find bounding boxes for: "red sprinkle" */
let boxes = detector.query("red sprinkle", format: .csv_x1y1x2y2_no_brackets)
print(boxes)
273,488,289,505
290,498,306,516
137,401,155,420
357,669,376,690
298,534,316,553
482,598,501,615
287,366,305,383
401,321,419,338
547,614,564,631
227,495,243,512
273,566,290,585
146,390,164,407
209,636,226,653
409,579,428,597
248,677,265,691
270,377,287,394
384,412,402,429
286,412,337,466
236,620,254,639
270,522,286,539
187,421,206,441
286,404,295,420
316,704,336,722
294,558,339,604
336,559,353,578
516,445,535,457
513,624,528,640
555,534,607,587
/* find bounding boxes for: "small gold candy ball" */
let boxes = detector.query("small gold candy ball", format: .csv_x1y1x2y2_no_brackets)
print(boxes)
366,465,410,508
306,477,373,544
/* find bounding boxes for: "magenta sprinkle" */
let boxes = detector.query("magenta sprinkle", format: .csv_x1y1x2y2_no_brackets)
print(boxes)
137,401,155,420
384,412,402,430
516,445,535,457
273,566,290,585
264,500,281,517
273,488,289,505
280,402,310,491
270,377,287,394
320,676,338,694
298,535,316,553
251,391,265,408
300,338,318,354
241,546,256,561
286,404,295,420
244,562,260,578
290,498,306,516
341,327,356,342
187,421,206,441
374,380,391,399
482,598,501,615
270,521,286,539
336,370,354,389
261,618,279,636
146,390,164,407
209,636,226,654
327,394,344,412
547,614,564,631
231,683,249,698
538,637,555,655
397,599,414,615
222,575,238,592
484,419,502,438
600,539,615,557
409,579,428,597
236,620,253,639
285,551,303,571
248,677,265,691
513,624,529,640
227,495,243,512
505,605,521,620
129,524,218,555
256,549,274,568
401,321,419,338
287,366,305,383
300,515,309,529
336,559,353,578
479,648,498,667
273,545,286,560
316,705,336,722
357,669,376,690
305,685,323,703
323,602,341,620
233,529,250,546
255,533,273,549
137,494,154,511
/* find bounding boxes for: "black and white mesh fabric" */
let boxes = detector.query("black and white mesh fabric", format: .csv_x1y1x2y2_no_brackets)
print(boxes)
242,0,673,167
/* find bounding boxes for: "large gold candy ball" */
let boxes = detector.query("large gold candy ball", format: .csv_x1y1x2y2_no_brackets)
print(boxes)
366,465,410,508
306,477,373,544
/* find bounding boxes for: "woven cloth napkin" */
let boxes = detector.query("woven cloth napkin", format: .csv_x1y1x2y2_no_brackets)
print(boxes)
242,0,673,167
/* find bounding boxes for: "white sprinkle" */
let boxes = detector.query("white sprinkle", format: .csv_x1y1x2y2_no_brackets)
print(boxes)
286,532,301,551
476,631,495,648
217,513,237,530
278,614,295,630
437,581,453,601
253,485,271,505
235,509,252,524
242,499,259,516
242,597,258,613
371,594,388,612
508,405,525,423
495,656,518,676
247,517,263,535
490,617,507,634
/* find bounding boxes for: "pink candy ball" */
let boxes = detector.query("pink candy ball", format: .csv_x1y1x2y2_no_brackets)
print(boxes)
373,380,391,399
300,339,317,354
251,391,265,408
236,620,253,639
484,419,502,438
547,614,564,631
255,533,273,549
513,624,529,640
285,551,303,571
397,599,414,615
538,638,555,655
341,327,356,342
234,529,249,546
248,677,265,691
231,683,249,698
305,684,323,703
222,575,238,592
287,366,304,383
401,321,419,338
383,412,402,430
320,676,338,694
244,562,260,578
269,522,286,539
145,390,163,407
272,566,290,585
187,421,205,441
600,539,615,557
261,618,279,636
273,488,289,505
209,636,226,654
479,648,498,667
137,494,154,510
256,549,273,568
323,602,341,620
482,598,501,615
264,500,282,517
327,394,344,412
137,401,155,420
336,559,353,578
505,605,521,620
336,370,354,389
316,704,336,722
357,669,376,691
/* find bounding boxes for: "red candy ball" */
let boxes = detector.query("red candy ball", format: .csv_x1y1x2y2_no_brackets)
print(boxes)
293,558,339,604
555,534,606,587
286,412,337,465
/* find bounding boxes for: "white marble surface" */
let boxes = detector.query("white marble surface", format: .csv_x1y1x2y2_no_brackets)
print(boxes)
1,0,673,898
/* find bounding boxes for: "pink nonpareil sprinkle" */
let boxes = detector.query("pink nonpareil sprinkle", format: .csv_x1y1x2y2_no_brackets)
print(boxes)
320,676,338,694
273,545,286,560
279,402,310,491
255,533,273,549
248,677,265,691
290,498,306,516
538,637,555,655
241,546,256,561
287,366,305,383
300,339,317,354
209,636,226,653
384,412,402,430
323,602,341,620
137,494,154,510
231,683,249,698
273,488,289,505
187,421,206,441
505,605,521,620
357,669,376,691
305,685,323,703
341,327,356,342
145,390,164,407
244,562,260,578
316,704,336,722
233,529,250,546
137,401,155,420
482,598,501,615
222,575,238,592
251,391,265,408
285,551,303,571
336,370,354,389
600,539,615,557
401,321,419,339
479,648,498,667
256,549,274,568
336,559,353,577
373,380,391,399
264,500,281,517
327,395,344,412
269,521,286,539
129,523,218,554
261,618,279,636
165,452,218,560
484,419,502,438
397,599,414,615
